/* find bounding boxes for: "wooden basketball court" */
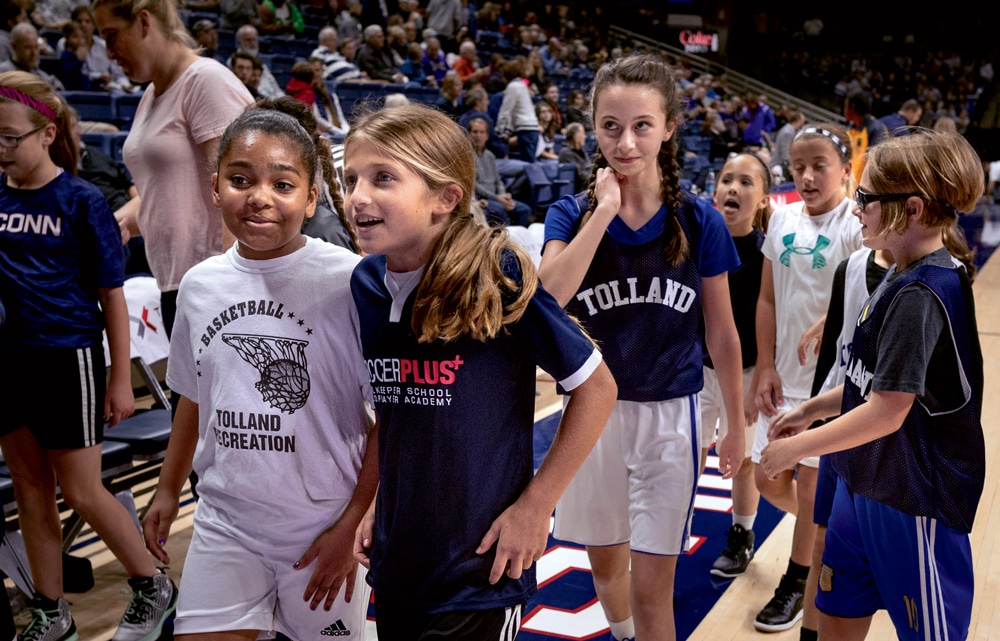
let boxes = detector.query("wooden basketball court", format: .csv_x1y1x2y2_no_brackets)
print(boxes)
11,254,1000,641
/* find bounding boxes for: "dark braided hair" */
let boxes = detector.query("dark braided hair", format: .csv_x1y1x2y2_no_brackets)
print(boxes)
582,54,689,265
250,97,357,251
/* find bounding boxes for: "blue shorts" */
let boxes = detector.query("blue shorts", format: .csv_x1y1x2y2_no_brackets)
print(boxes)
812,454,837,527
817,478,973,641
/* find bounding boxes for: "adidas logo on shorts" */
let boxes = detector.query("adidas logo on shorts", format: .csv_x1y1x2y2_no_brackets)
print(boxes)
321,619,351,636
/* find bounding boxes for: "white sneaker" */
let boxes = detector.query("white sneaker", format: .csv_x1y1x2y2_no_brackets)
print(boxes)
20,597,77,641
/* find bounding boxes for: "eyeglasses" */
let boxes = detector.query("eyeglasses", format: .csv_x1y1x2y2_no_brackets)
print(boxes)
0,123,47,149
853,187,928,211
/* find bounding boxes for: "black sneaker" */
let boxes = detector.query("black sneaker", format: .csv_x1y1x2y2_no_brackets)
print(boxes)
20,597,78,641
710,524,755,578
753,573,806,632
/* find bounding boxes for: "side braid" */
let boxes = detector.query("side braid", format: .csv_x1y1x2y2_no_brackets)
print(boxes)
657,140,689,265
578,147,608,230
316,135,357,251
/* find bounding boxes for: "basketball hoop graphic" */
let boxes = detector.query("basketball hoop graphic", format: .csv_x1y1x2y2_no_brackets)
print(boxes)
222,333,311,413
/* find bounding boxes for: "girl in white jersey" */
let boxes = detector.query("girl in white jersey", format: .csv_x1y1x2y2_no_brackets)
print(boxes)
752,122,862,633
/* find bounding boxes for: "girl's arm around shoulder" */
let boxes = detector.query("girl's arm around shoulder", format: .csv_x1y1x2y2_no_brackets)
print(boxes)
477,360,616,584
702,272,744,479
538,168,621,307
296,420,379,610
760,388,913,479
98,287,135,427
143,395,200,565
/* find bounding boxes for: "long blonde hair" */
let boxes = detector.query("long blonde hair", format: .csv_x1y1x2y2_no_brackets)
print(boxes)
345,104,537,343
0,71,76,174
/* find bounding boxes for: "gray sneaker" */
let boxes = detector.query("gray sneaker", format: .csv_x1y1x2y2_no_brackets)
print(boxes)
111,571,177,641
20,597,78,641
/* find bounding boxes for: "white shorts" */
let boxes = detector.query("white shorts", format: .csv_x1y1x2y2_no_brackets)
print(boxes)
553,395,701,555
700,366,755,459
175,501,370,640
751,396,820,468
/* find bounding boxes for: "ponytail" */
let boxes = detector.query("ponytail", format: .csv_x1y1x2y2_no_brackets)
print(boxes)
413,213,536,343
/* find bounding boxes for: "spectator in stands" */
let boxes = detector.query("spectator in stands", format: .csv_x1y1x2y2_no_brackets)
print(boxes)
220,0,257,29
702,110,742,163
402,20,419,45
28,0,75,29
425,0,462,53
399,41,432,86
259,0,304,36
563,88,590,131
383,91,409,108
934,115,958,133
770,107,805,182
57,21,92,91
326,36,365,84
541,82,563,131
557,121,591,192
877,98,922,136
386,24,408,65
421,35,449,84
467,116,532,226
0,1,29,63
231,50,261,97
525,48,546,93
740,91,776,149
57,5,133,93
398,0,423,34
540,36,567,75
452,39,487,83
0,22,63,91
844,90,889,184
286,57,347,137
93,0,254,335
535,101,560,161
356,24,405,84
335,0,362,43
311,26,343,76
191,18,225,64
434,69,462,119
229,24,285,97
495,56,539,162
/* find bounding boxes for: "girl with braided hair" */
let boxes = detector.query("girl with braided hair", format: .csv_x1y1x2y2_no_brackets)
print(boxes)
538,54,745,641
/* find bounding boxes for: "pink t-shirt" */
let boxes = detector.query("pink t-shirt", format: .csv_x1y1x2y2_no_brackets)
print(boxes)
123,57,253,291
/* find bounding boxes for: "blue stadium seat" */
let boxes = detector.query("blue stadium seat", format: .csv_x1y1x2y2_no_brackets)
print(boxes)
61,91,114,123
523,163,555,213
113,92,142,130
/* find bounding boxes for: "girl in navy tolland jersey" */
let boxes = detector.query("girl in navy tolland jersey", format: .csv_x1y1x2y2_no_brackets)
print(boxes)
0,70,176,641
346,104,617,641
539,54,745,641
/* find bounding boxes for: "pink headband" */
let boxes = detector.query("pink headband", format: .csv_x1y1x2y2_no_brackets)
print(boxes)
0,86,58,122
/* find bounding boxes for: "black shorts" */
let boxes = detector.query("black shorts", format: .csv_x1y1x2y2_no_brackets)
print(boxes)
374,592,523,641
0,343,106,449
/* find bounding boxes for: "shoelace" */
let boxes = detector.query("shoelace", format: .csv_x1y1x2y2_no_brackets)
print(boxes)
22,607,57,641
119,587,157,624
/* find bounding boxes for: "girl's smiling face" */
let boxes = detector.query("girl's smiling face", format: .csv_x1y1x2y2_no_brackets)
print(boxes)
788,138,851,215
593,83,677,184
343,137,460,272
213,130,317,261
714,154,769,236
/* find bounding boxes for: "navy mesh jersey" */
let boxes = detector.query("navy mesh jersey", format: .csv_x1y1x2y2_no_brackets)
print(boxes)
832,264,985,533
545,193,739,402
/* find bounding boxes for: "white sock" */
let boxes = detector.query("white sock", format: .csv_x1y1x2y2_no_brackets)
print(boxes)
733,512,757,531
609,616,635,641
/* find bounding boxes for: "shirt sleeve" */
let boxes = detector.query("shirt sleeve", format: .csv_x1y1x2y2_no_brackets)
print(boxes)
542,194,582,248
165,276,199,400
872,283,959,397
183,60,254,145
86,189,126,289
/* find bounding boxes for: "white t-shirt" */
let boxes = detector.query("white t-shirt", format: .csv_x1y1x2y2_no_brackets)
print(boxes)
123,57,253,292
762,197,862,398
167,238,373,529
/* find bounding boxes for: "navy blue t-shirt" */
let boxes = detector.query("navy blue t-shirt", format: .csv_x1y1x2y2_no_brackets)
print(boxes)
351,253,599,613
544,193,739,402
0,171,124,350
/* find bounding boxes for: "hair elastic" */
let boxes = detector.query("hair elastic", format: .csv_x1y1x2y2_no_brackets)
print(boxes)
0,86,58,122
794,126,849,158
